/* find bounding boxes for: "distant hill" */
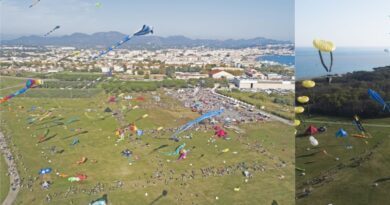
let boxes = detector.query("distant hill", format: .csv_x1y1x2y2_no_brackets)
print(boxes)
1,32,292,49
296,66,390,118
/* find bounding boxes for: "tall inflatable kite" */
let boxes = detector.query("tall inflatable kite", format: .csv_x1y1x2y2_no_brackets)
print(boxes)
171,109,224,139
0,79,43,104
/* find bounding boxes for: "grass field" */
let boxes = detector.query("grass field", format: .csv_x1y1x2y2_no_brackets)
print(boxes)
0,155,10,203
295,115,390,205
0,76,294,205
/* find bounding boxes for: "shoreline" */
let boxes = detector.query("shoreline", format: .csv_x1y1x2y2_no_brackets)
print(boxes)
0,131,20,205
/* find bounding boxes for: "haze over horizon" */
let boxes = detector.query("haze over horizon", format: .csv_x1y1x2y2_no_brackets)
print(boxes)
1,0,294,41
296,0,390,47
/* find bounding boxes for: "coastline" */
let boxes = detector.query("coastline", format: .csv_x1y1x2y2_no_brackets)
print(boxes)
0,131,20,205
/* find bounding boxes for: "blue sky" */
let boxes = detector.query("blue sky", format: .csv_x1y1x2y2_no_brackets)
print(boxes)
0,0,294,41
296,0,390,47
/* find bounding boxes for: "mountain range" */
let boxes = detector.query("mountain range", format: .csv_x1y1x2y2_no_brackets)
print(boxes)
1,32,292,49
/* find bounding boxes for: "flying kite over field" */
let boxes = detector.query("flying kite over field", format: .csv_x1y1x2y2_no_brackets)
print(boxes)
368,89,390,112
171,109,224,139
313,39,336,83
92,25,153,60
352,115,366,133
44,26,60,37
39,168,52,175
0,79,43,104
164,143,186,156
29,0,41,8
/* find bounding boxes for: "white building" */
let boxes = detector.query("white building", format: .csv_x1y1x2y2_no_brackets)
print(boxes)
233,78,294,90
209,70,235,79
175,72,208,80
101,67,111,73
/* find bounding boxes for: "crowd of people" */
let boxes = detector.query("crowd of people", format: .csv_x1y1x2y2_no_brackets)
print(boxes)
167,88,270,124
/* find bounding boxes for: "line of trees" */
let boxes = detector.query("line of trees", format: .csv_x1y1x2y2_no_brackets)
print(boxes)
296,66,390,118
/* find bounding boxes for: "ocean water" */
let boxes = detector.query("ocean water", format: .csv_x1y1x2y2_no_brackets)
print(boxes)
296,47,390,79
256,55,295,66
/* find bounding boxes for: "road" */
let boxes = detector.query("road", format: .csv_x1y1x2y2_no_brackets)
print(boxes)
0,132,20,205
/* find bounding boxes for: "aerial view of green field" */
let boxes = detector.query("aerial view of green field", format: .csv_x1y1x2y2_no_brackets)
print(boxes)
0,75,294,205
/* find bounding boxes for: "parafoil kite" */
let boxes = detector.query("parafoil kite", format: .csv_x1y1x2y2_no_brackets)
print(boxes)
352,115,366,133
297,96,310,104
294,119,301,126
368,89,390,112
171,109,224,139
164,143,186,156
302,80,315,88
335,128,348,138
309,136,319,146
313,39,336,83
44,26,61,37
92,25,153,60
39,168,52,175
295,106,305,114
90,194,108,205
178,149,188,160
0,79,43,104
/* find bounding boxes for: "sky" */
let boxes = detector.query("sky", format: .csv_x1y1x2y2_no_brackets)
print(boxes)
0,0,294,41
296,0,390,47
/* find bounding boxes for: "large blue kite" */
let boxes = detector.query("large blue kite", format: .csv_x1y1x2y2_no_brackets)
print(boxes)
92,25,153,60
368,89,390,112
171,109,224,139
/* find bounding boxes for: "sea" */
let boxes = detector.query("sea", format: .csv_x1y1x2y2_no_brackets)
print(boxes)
295,47,390,79
256,55,295,67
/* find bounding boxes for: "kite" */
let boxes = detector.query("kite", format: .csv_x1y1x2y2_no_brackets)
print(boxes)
70,138,80,146
172,109,224,139
336,128,352,149
313,39,336,83
136,129,144,137
295,106,305,114
221,148,230,153
68,174,87,182
302,80,315,88
309,136,319,146
44,26,61,37
178,149,188,160
294,120,301,126
90,194,108,205
0,79,43,104
335,128,348,138
121,149,132,158
297,96,309,104
164,143,186,156
39,168,52,175
95,2,102,8
92,25,153,60
368,89,390,112
352,115,366,133
29,0,41,8
76,157,87,165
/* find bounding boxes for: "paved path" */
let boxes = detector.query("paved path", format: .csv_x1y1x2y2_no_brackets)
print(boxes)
304,120,390,128
211,85,293,126
0,132,20,205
